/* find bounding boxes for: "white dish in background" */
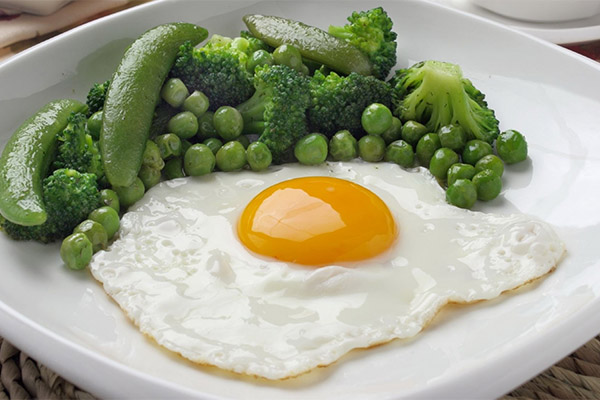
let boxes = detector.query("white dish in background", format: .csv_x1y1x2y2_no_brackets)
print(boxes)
1,0,600,399
472,0,600,23
432,0,600,43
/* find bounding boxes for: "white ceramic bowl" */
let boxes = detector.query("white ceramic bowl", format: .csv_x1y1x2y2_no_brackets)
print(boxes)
472,0,600,22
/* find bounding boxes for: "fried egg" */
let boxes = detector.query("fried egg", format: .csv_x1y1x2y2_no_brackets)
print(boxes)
89,162,564,380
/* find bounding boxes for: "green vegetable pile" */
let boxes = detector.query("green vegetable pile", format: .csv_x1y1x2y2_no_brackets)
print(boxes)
0,7,529,271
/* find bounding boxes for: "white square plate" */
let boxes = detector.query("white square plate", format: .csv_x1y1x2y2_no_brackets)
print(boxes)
1,1,600,398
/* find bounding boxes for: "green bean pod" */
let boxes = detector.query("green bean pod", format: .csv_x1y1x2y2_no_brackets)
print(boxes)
101,23,208,188
0,99,86,226
243,14,372,76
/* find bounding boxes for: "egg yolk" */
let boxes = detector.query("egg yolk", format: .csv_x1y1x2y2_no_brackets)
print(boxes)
237,176,397,266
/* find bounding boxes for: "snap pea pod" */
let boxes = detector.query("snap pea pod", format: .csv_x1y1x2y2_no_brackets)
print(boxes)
100,23,208,187
0,99,86,226
243,14,372,76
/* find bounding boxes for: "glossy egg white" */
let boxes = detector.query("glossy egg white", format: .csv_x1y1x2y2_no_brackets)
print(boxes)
89,162,565,380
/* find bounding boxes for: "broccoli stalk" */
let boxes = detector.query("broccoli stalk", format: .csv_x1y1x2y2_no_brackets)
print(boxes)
308,70,392,137
390,60,500,143
86,80,110,116
169,37,255,110
237,64,311,163
53,112,104,179
328,7,397,80
0,169,100,243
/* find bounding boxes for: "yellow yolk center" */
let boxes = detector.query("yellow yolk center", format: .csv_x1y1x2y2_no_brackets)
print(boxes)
237,176,397,266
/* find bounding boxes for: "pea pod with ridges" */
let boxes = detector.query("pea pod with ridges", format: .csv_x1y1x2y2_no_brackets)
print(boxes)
0,99,86,226
100,23,208,187
243,14,372,77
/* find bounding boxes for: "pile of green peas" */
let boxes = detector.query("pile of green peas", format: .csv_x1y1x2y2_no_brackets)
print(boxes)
60,189,121,271
292,102,527,210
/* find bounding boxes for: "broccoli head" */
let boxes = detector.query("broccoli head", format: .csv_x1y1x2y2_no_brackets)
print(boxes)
240,30,273,54
86,80,110,116
236,64,311,163
169,37,254,110
308,70,392,137
390,60,499,143
0,169,100,243
53,112,104,179
328,7,397,80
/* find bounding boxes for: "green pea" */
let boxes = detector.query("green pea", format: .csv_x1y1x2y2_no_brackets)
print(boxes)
231,37,250,52
216,141,247,171
87,111,103,140
142,140,165,170
416,133,441,166
182,90,210,118
213,106,244,141
329,130,358,161
203,137,223,155
247,49,274,72
462,139,493,165
155,133,182,160
446,179,477,209
161,77,189,108
358,134,386,162
246,141,272,171
99,189,120,213
113,177,145,209
496,129,528,164
163,157,185,180
429,148,460,180
447,163,476,186
294,133,328,165
401,120,428,145
74,219,108,253
472,169,502,201
60,233,93,271
167,111,199,139
273,44,305,73
438,124,467,152
88,206,120,240
138,165,162,189
198,111,218,139
381,117,402,144
361,103,393,136
384,140,414,168
184,144,216,176
475,154,504,177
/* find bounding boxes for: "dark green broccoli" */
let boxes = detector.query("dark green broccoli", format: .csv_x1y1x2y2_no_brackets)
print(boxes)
0,169,100,243
308,70,392,137
86,80,110,116
236,64,311,163
53,112,104,179
390,60,500,143
328,7,397,80
169,36,255,110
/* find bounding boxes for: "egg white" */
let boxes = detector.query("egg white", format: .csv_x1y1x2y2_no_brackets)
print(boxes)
89,162,565,380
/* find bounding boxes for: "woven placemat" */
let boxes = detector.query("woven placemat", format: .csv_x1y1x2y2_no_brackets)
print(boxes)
2,335,600,399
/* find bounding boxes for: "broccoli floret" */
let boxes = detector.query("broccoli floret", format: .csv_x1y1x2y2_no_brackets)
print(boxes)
86,80,110,116
53,112,104,179
328,7,397,80
390,60,500,143
236,64,311,163
240,30,273,53
0,169,100,243
169,38,254,110
308,70,392,137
